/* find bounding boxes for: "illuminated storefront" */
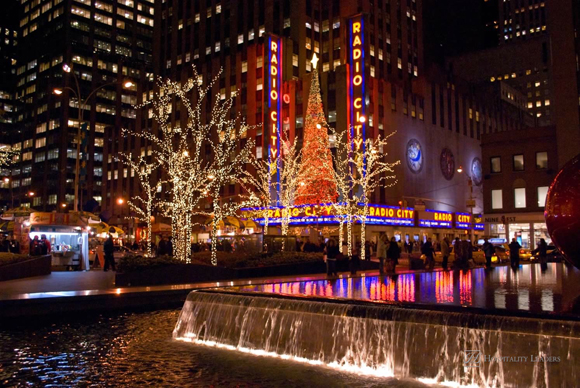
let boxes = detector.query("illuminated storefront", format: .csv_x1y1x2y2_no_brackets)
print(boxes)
483,213,550,248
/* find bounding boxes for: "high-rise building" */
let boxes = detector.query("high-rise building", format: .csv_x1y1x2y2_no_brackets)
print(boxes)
102,0,528,240
447,0,580,168
9,0,154,212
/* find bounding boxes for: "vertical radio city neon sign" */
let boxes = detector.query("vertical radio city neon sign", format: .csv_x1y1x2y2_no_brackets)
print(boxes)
348,16,365,151
266,35,283,200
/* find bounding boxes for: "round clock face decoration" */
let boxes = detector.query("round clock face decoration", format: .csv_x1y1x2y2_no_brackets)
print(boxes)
406,139,423,173
439,148,455,180
471,158,483,186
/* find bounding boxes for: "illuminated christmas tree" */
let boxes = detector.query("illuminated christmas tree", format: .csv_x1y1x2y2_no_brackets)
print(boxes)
294,54,338,205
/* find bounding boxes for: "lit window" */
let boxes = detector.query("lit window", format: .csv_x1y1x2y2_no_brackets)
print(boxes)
256,146,262,159
241,61,247,73
537,186,548,207
513,154,524,171
491,157,501,173
492,189,503,209
536,152,548,169
544,99,550,106
514,188,526,208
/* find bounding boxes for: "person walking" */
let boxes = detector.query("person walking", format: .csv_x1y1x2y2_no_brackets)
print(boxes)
8,234,20,254
508,238,521,269
440,237,450,271
350,242,360,275
377,233,388,275
387,236,401,273
103,234,116,272
324,238,339,277
533,238,548,264
452,237,463,269
167,236,174,256
482,238,495,270
422,238,435,270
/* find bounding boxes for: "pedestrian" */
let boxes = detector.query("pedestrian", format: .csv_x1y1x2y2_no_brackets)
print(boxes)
441,237,450,270
364,240,371,261
29,235,41,256
387,236,401,273
94,241,104,269
166,236,173,256
8,233,20,254
350,242,360,275
452,237,462,269
157,236,167,256
40,234,51,255
509,238,521,269
377,233,388,274
535,238,548,263
482,237,495,270
103,234,116,272
422,237,435,270
324,238,339,277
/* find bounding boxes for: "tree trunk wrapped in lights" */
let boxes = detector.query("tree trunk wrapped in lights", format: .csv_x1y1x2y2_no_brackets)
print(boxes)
277,130,302,250
350,132,400,261
205,87,257,266
329,128,359,257
127,66,216,262
115,153,161,257
294,64,337,206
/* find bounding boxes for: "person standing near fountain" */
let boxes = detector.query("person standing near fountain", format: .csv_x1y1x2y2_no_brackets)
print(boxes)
387,237,401,273
509,238,521,269
482,238,495,270
441,237,450,271
324,238,339,277
103,235,116,272
377,233,388,274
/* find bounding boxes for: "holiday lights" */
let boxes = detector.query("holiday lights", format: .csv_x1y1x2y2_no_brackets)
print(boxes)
349,133,400,260
115,153,161,257
294,57,338,205
240,157,275,236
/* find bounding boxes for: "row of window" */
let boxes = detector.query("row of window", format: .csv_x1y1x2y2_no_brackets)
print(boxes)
491,186,548,210
490,151,548,173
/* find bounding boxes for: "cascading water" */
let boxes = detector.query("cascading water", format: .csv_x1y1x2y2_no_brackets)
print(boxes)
174,291,580,387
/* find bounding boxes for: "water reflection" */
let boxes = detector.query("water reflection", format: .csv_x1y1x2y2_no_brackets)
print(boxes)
224,263,580,316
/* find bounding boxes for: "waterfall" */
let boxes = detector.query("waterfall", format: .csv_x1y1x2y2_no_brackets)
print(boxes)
174,291,580,387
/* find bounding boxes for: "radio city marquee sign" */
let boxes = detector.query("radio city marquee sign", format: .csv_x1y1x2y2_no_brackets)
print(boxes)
241,204,414,226
265,35,283,169
348,15,366,150
419,210,453,228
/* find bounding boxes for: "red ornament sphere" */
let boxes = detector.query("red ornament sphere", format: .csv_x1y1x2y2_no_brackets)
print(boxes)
545,153,580,269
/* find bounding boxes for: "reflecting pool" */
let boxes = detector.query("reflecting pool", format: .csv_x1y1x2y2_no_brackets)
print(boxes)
221,263,580,316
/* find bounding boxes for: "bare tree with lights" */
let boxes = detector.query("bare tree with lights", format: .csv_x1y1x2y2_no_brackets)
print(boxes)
277,131,302,250
205,90,257,265
350,132,400,261
115,153,161,257
240,156,275,237
329,128,359,257
127,66,216,262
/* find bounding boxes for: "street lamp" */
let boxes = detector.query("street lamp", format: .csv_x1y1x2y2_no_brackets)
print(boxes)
117,198,125,205
61,203,67,209
54,63,135,212
457,165,476,243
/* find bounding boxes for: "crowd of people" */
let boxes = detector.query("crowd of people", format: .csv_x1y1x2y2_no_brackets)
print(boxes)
0,233,21,254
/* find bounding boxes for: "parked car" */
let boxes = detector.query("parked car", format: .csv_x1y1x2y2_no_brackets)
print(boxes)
499,243,532,261
532,245,564,262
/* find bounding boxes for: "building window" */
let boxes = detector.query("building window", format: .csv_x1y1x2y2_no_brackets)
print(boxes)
537,186,548,207
490,157,501,173
48,194,57,205
514,188,526,208
492,189,503,209
256,146,262,159
536,151,548,169
513,154,524,171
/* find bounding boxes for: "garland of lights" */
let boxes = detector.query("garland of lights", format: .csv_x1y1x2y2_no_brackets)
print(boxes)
240,157,274,238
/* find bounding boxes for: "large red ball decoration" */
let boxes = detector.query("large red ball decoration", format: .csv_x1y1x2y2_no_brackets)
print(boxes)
545,153,580,269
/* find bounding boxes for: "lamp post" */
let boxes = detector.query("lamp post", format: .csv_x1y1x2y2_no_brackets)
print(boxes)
457,165,476,243
54,64,134,212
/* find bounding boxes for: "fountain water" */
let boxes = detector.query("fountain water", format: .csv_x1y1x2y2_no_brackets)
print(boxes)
174,291,580,387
